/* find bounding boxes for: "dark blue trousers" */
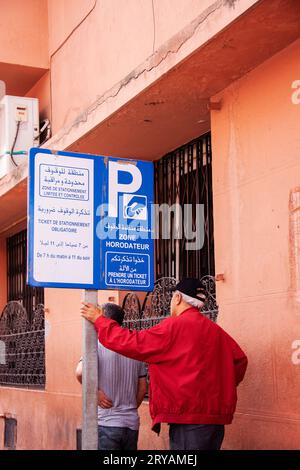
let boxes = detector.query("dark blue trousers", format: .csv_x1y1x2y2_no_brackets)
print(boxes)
169,424,225,450
98,425,139,450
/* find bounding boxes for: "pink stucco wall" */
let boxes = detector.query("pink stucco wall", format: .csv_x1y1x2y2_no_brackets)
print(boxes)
211,38,300,449
48,0,256,134
0,0,48,68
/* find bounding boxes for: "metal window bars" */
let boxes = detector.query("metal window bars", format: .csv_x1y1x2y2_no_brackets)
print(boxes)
154,132,215,281
0,229,46,388
7,229,44,322
0,301,45,388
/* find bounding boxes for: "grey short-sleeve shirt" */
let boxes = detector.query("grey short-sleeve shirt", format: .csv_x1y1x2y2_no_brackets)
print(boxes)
97,341,147,430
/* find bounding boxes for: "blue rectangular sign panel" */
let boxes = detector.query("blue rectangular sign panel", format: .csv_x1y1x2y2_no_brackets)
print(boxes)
27,148,154,291
98,158,154,291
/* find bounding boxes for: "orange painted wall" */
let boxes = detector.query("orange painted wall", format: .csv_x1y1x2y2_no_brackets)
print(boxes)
46,0,227,133
26,72,51,122
211,38,300,449
0,0,48,68
47,0,96,56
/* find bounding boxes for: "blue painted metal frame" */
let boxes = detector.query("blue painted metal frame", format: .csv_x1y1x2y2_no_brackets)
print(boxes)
99,156,154,291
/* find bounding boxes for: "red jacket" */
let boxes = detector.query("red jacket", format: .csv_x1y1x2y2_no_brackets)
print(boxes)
94,307,248,431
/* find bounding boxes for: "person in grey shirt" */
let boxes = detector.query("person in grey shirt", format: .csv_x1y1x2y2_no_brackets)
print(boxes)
76,303,147,450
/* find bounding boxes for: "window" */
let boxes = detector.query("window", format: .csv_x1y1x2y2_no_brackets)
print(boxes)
154,132,215,280
0,229,45,388
7,229,44,320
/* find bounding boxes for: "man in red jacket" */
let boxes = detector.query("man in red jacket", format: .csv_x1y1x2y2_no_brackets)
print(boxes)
81,278,248,450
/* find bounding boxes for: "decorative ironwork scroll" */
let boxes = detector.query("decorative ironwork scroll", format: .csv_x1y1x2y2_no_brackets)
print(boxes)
122,275,219,330
0,301,45,388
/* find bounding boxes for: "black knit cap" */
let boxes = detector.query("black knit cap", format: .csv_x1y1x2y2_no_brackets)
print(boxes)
169,277,207,302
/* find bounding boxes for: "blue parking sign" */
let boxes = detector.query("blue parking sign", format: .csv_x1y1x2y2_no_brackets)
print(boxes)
97,158,154,291
28,149,154,292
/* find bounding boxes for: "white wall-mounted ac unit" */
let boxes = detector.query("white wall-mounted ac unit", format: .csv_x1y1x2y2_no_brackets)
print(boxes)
0,95,39,179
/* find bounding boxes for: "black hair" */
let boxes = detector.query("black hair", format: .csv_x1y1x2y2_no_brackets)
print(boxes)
102,303,125,326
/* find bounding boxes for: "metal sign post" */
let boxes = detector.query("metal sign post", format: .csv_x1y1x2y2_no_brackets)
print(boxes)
82,289,98,450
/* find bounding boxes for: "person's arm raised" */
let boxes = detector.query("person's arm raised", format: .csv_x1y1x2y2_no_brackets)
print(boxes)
80,303,174,364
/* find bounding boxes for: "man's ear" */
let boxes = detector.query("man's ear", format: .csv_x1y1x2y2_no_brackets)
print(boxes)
176,292,182,305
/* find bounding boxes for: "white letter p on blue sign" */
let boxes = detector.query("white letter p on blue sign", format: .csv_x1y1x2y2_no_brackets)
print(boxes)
108,161,142,217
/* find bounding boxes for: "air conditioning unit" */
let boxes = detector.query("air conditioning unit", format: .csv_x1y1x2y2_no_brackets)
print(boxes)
0,95,39,179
